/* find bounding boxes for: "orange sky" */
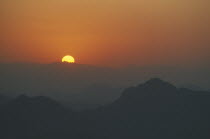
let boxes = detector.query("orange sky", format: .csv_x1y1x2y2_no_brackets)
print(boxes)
1,0,210,67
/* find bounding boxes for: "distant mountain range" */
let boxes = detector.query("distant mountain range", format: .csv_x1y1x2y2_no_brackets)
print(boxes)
0,63,210,110
1,78,210,139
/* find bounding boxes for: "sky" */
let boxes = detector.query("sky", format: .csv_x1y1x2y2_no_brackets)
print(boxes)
1,0,210,67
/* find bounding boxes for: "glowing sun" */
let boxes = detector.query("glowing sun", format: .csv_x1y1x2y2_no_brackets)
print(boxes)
62,55,75,63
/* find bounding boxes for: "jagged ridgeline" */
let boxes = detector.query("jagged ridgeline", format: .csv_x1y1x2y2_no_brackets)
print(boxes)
0,78,210,139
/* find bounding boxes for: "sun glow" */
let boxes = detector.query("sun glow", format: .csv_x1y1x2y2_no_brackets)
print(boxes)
62,55,75,63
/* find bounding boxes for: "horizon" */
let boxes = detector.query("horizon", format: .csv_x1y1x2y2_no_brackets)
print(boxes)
1,61,210,69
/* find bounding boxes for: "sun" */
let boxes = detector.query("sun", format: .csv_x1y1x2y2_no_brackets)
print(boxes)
62,55,75,63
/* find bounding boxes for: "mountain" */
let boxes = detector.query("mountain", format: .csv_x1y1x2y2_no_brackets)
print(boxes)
80,79,210,139
0,95,78,139
1,63,210,109
0,63,121,108
181,84,206,91
1,78,210,139
121,78,177,97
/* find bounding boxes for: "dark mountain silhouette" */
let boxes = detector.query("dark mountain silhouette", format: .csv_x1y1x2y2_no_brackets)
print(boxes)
1,63,210,110
78,78,210,139
121,78,178,97
0,95,79,139
1,78,210,139
182,84,204,91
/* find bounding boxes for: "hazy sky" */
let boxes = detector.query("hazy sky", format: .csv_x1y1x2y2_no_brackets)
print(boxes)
1,0,210,67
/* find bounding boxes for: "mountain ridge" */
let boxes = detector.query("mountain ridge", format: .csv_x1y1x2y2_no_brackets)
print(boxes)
1,78,210,139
